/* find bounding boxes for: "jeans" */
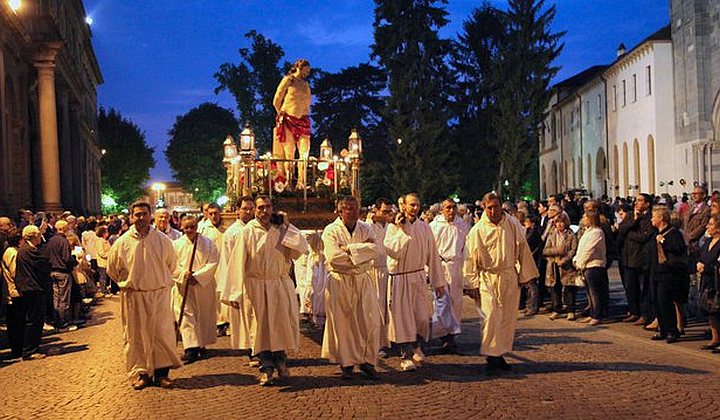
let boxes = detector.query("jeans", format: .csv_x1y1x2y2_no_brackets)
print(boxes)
97,267,109,293
257,350,287,373
585,268,607,320
50,272,72,327
624,266,653,319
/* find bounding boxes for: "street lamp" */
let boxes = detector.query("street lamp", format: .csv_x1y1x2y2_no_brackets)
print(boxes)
151,182,166,208
348,128,362,159
222,135,238,204
8,0,21,12
239,122,256,197
223,135,238,159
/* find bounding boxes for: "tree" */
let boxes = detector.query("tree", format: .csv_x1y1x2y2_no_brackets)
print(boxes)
451,3,506,200
493,0,564,199
372,0,457,203
311,63,392,203
214,30,285,153
97,108,155,208
165,103,239,203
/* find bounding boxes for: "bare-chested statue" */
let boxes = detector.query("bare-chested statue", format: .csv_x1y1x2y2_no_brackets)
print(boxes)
273,59,311,189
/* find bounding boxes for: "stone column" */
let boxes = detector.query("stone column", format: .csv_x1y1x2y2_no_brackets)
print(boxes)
34,42,63,211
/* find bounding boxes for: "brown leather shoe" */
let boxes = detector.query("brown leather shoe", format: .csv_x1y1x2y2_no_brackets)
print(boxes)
132,374,152,390
632,317,647,326
157,377,174,389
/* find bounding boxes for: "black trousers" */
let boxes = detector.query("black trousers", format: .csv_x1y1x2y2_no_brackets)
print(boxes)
624,267,653,319
653,280,679,336
10,292,46,357
585,268,607,320
6,300,25,358
257,350,286,373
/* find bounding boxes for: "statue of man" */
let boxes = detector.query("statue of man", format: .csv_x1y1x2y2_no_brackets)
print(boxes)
273,58,312,190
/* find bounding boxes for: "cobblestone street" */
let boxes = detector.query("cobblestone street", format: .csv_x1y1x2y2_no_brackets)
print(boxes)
2,271,720,419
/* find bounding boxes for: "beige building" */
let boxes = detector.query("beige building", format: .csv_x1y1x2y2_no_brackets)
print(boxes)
0,0,103,215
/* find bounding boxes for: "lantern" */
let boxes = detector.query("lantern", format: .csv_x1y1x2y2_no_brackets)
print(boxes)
239,122,255,154
223,135,237,159
320,138,333,161
348,128,362,159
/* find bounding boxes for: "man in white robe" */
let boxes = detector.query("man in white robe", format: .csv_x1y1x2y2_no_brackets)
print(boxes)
215,196,255,353
429,199,470,353
368,197,393,355
321,196,382,380
198,203,228,336
173,216,219,364
463,192,539,375
384,193,446,371
107,202,181,390
220,195,308,386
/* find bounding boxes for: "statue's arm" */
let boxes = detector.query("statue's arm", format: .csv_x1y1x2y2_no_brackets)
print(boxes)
273,76,290,114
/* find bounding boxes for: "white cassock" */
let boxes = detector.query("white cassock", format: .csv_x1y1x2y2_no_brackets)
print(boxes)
294,252,313,316
199,222,229,327
369,221,390,349
463,213,539,357
384,219,446,344
107,226,181,381
321,218,381,367
215,219,252,350
429,215,470,338
220,219,308,355
172,234,219,350
161,226,182,241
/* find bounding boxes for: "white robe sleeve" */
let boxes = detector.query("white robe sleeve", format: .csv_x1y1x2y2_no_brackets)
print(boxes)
192,240,219,288
221,231,248,303
322,226,354,272
384,224,411,261
279,224,309,260
347,242,378,266
424,224,447,289
463,227,481,289
106,241,126,283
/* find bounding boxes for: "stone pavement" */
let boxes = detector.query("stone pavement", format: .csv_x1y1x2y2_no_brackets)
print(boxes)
2,272,720,419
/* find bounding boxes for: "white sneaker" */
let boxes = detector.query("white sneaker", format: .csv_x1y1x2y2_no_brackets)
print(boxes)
400,359,417,371
412,347,425,364
259,371,273,386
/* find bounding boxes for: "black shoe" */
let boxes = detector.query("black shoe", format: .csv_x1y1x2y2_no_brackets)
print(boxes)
441,337,458,354
665,334,679,344
485,360,498,377
359,363,380,380
340,366,354,380
181,349,199,364
496,356,511,371
700,342,720,350
197,347,208,359
650,333,667,341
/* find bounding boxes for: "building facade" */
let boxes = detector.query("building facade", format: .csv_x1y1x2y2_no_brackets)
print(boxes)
671,0,720,191
0,0,102,215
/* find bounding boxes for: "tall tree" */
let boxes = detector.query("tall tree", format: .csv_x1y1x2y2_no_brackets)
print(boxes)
97,108,155,208
372,0,456,203
311,63,391,202
165,103,239,203
451,3,506,200
214,30,285,153
494,0,564,199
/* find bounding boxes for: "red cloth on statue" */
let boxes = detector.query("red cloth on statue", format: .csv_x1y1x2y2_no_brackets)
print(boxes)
275,113,311,143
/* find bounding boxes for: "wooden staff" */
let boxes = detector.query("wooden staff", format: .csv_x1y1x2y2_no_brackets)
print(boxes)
176,234,199,342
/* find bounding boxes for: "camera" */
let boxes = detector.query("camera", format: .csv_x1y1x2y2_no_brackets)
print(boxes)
270,213,284,226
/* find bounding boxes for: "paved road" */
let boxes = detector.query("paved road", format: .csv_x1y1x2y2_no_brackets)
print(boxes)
1,272,720,419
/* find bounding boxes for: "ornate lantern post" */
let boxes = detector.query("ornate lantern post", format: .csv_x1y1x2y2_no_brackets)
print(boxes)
222,135,238,203
348,128,362,201
239,122,256,196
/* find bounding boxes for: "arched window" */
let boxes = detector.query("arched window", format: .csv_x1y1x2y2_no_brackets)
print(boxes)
613,145,619,193
622,142,629,194
587,154,592,192
633,138,641,191
541,164,547,196
647,135,655,194
552,160,558,194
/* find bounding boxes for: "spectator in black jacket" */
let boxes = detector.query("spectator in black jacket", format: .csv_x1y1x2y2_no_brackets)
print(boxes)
622,193,657,325
41,220,78,329
649,207,687,343
15,225,52,360
615,203,634,314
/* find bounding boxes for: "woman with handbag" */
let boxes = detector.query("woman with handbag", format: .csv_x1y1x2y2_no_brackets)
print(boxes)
573,210,607,326
649,207,687,344
543,212,579,320
697,214,720,350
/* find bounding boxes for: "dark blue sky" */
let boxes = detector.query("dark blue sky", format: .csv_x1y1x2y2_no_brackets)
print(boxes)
84,0,670,182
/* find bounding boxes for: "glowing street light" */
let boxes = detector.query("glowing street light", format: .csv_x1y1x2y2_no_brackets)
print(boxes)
320,138,333,161
8,0,21,12
85,16,94,25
